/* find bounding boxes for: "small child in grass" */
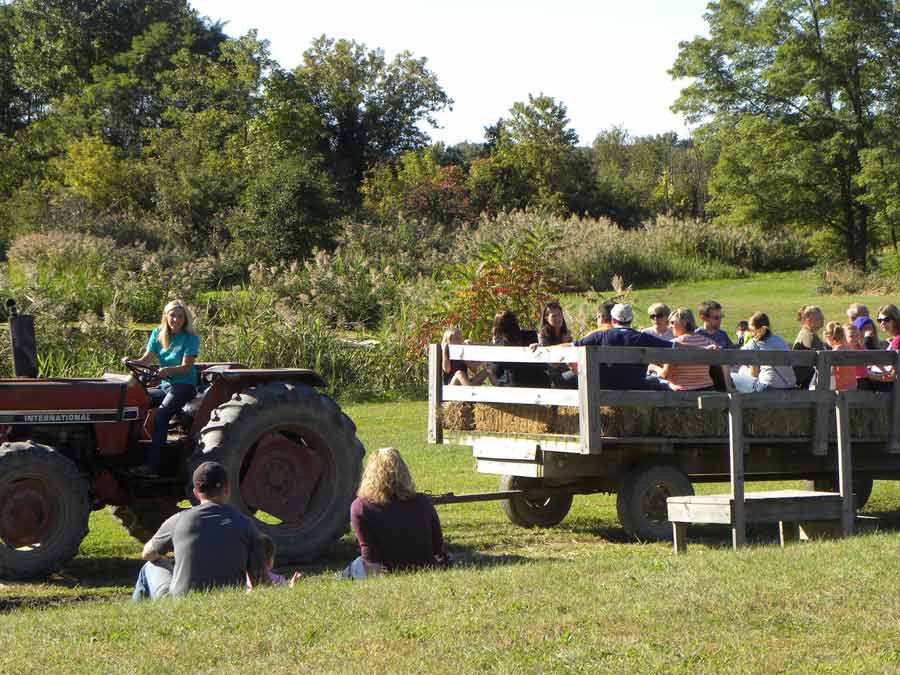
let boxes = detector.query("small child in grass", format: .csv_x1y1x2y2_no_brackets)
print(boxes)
247,535,302,590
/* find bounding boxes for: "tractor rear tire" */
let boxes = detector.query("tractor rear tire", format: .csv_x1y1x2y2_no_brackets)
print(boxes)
110,501,182,543
616,463,693,541
0,442,90,580
500,475,573,528
192,382,364,564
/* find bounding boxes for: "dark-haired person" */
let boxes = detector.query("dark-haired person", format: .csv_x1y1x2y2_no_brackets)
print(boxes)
132,462,268,600
537,301,573,386
696,300,734,349
854,315,881,351
488,310,546,387
732,313,796,393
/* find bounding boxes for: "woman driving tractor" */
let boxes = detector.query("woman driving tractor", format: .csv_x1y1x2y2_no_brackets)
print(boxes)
123,299,200,477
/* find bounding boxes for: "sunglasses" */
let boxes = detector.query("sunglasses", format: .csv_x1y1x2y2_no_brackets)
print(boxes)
878,316,892,323
649,313,666,319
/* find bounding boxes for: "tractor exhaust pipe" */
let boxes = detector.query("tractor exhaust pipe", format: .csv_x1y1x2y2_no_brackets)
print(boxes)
7,299,37,378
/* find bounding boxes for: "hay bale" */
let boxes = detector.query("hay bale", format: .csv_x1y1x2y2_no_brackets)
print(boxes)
553,406,580,435
597,406,655,436
651,408,710,438
846,407,889,439
441,402,474,431
745,408,812,437
474,403,555,434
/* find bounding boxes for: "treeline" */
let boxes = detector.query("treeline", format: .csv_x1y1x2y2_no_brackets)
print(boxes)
0,0,719,264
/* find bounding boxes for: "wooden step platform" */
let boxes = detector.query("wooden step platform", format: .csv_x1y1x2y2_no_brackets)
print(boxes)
668,490,848,553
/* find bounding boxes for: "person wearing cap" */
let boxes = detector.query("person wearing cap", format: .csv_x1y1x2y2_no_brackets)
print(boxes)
854,314,881,351
569,303,672,390
642,303,673,340
132,461,268,600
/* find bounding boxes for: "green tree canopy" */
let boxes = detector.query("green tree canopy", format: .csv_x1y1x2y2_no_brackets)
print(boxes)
671,0,900,267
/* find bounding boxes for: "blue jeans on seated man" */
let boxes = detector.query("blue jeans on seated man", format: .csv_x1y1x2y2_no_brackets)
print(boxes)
132,559,173,601
146,383,196,472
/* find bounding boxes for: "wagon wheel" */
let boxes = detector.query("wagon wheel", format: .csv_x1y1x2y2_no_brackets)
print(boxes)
499,475,573,528
616,463,693,541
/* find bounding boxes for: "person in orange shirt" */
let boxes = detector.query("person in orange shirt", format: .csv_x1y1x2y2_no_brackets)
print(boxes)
824,322,857,391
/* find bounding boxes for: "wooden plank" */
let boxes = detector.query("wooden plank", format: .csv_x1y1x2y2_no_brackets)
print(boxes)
427,344,443,444
743,497,842,522
667,500,732,524
443,431,581,453
835,391,855,536
824,350,895,366
890,350,900,454
475,459,542,478
673,522,688,555
798,520,842,540
697,390,832,410
579,346,602,455
447,343,820,366
442,385,579,406
779,521,800,547
472,441,539,461
728,393,746,549
813,352,831,456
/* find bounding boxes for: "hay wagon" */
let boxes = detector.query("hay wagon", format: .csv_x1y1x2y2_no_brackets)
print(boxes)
426,343,900,540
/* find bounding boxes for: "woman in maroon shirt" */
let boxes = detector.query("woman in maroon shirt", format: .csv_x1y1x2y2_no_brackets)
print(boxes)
344,447,447,579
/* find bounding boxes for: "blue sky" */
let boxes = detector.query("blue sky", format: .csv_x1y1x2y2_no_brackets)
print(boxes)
189,0,711,147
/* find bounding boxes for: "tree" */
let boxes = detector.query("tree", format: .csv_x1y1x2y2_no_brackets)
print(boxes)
671,0,900,268
292,36,452,205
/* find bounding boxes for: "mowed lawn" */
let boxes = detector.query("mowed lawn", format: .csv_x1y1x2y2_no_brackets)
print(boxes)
4,271,900,672
564,270,892,338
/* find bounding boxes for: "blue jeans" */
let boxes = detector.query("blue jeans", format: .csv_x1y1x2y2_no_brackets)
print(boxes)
132,559,173,601
146,383,196,471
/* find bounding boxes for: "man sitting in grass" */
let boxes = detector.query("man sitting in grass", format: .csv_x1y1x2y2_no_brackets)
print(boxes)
132,461,268,600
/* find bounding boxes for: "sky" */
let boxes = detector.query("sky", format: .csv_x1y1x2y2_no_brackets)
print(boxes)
188,0,711,147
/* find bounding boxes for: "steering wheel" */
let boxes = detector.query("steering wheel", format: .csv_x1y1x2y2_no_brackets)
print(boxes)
124,360,159,387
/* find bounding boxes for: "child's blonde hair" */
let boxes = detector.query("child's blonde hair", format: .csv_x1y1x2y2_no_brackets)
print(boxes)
441,327,461,345
824,321,845,344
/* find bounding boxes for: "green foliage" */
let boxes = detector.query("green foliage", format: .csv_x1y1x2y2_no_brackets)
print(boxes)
671,0,900,268
51,136,149,212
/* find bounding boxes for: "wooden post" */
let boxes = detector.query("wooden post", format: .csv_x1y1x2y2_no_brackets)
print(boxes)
728,393,746,549
812,351,830,456
578,346,602,455
672,522,687,554
835,391,854,536
889,351,900,454
427,344,443,444
778,521,800,547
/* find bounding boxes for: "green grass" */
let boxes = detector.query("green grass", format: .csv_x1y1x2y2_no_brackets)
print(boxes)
564,270,890,340
2,399,900,673
3,270,900,672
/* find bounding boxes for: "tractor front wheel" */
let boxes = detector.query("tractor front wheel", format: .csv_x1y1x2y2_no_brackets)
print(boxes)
192,382,364,564
0,442,90,580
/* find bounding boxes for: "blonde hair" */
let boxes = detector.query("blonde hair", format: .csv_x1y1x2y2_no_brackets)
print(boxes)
158,299,196,350
357,447,416,505
441,327,461,345
796,305,823,324
748,312,771,342
668,307,696,332
824,321,845,344
877,304,900,328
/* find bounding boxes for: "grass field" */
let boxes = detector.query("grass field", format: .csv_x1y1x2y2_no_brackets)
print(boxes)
4,271,900,673
564,270,891,341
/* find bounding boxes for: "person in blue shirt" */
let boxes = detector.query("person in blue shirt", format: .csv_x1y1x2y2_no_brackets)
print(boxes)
123,299,200,477
696,300,735,349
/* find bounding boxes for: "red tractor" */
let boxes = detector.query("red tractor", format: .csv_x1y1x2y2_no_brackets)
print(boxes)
0,302,365,579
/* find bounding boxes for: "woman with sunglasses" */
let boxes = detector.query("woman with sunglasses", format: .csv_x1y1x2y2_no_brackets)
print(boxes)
642,302,673,340
862,305,900,391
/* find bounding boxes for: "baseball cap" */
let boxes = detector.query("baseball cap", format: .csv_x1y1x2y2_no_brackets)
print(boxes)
193,461,228,493
611,303,633,324
853,316,874,331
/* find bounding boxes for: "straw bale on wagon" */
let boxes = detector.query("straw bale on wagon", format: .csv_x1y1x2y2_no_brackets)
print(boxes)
554,406,580,435
474,402,555,434
441,402,474,431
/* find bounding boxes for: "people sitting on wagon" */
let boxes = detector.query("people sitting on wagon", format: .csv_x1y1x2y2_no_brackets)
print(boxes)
488,310,547,387
731,312,796,393
846,302,869,324
854,314,881,351
648,308,717,391
824,322,857,391
642,302,673,340
441,328,499,386
344,447,449,579
537,300,573,387
696,300,734,349
792,305,826,389
596,302,615,332
844,322,869,388
572,303,672,390
859,304,900,392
